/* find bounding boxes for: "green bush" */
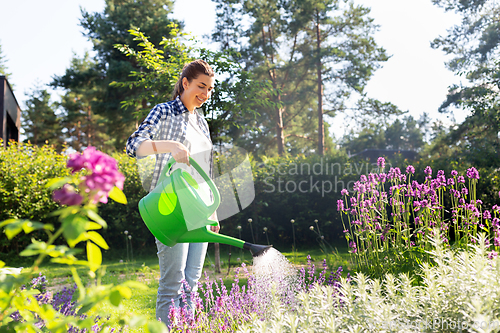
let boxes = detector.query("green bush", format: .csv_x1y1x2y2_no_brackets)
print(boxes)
0,142,69,258
0,143,150,261
219,152,363,250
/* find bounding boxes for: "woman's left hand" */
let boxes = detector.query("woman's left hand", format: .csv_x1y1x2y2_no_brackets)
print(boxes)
210,225,220,233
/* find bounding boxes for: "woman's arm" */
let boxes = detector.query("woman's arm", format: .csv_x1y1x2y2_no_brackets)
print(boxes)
126,103,190,165
137,140,191,166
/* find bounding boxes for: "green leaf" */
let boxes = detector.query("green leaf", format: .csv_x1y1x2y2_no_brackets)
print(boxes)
86,241,102,272
85,221,103,230
109,289,122,307
67,233,89,248
51,257,78,265
85,210,107,228
128,315,148,329
71,267,85,300
45,177,73,190
108,186,128,205
146,320,169,333
87,231,109,250
116,285,132,299
20,239,48,257
121,280,149,290
62,215,88,246
1,219,48,240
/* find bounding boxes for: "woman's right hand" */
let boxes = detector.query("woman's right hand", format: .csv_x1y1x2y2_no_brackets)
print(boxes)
171,142,191,166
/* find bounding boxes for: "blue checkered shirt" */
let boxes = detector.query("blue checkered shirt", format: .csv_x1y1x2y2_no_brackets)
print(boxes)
126,96,213,192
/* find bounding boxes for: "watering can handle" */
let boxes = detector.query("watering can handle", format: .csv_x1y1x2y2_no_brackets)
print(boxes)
161,157,221,211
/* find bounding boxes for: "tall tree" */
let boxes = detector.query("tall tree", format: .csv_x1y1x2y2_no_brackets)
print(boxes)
290,0,393,155
22,86,64,150
53,0,179,151
212,0,397,157
342,115,427,154
53,53,110,151
431,0,500,166
212,0,330,156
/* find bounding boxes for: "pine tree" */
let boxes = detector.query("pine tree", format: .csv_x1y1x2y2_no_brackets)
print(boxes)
53,0,179,151
22,86,64,150
0,42,12,80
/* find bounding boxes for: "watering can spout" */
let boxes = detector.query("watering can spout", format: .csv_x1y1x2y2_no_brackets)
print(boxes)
243,243,273,257
176,223,273,257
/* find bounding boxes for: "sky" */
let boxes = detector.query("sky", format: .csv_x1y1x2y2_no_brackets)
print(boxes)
0,0,464,140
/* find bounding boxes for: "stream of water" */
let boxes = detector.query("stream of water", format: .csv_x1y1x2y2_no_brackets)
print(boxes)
251,248,300,309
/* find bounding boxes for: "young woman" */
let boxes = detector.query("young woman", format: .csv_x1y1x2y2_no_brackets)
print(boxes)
126,59,218,326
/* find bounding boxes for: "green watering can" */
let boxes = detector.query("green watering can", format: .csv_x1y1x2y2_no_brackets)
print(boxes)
138,157,272,257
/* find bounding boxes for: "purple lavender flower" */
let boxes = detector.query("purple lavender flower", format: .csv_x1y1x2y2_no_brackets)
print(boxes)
451,170,458,177
349,241,357,253
341,188,349,196
458,176,465,183
388,167,402,180
377,157,385,169
484,211,492,220
379,173,387,183
424,166,432,176
337,199,344,212
406,165,415,174
466,167,480,180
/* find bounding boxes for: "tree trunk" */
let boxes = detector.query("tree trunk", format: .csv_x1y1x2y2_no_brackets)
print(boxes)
275,102,285,156
214,243,221,273
87,105,92,147
316,12,324,156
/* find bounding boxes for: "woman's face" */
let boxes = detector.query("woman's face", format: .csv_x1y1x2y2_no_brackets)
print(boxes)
181,74,215,112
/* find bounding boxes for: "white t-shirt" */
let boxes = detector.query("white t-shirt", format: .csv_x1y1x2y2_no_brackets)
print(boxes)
172,111,218,225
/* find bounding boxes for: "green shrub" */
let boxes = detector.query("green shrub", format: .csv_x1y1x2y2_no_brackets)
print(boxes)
0,143,150,260
0,142,69,257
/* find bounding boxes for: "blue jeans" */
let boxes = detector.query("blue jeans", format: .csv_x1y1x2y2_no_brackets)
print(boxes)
155,238,208,327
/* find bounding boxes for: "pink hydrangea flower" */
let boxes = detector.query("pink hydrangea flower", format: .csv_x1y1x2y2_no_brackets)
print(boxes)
55,146,125,205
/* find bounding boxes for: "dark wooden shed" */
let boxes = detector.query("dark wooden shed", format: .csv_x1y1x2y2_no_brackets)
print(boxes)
0,76,21,146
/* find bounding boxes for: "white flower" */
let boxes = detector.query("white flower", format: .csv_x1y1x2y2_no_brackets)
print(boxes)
128,235,132,239
309,226,314,231
237,225,242,230
124,230,129,235
248,218,253,223
263,227,268,232
291,219,295,223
